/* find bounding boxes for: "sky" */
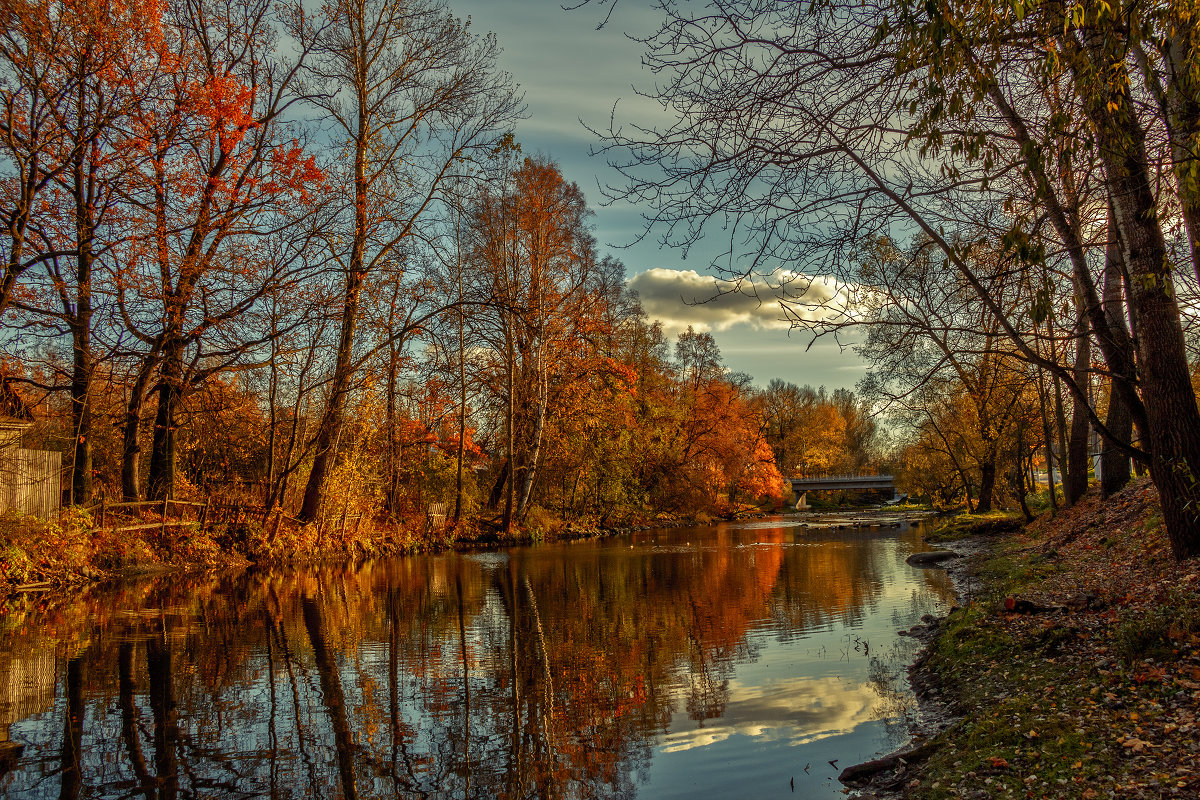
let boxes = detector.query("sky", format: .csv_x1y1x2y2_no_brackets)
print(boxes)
454,0,871,392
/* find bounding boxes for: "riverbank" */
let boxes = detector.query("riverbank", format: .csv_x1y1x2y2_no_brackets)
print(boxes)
844,477,1200,799
0,501,793,609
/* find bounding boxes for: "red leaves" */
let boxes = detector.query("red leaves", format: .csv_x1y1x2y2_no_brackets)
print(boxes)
265,142,324,203
188,72,258,154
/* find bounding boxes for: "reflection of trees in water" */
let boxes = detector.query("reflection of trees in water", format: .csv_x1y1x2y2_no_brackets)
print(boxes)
0,526,951,799
865,642,923,753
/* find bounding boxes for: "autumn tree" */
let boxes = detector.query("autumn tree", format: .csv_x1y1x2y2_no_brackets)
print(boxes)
100,0,327,501
760,381,877,478
292,0,521,523
665,329,783,509
468,156,616,528
0,0,174,503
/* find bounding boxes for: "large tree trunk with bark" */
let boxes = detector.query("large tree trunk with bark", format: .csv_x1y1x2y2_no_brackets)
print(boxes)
68,225,94,506
122,351,159,501
298,136,367,523
69,315,92,506
1071,28,1200,557
976,457,996,514
298,273,361,522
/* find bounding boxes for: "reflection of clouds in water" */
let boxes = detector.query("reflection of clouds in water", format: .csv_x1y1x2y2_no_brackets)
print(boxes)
659,676,878,753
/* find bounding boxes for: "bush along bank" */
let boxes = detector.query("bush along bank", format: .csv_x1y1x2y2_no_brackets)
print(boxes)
0,498,780,608
843,477,1200,799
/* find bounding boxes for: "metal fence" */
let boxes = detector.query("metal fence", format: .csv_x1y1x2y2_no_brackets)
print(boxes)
0,447,62,518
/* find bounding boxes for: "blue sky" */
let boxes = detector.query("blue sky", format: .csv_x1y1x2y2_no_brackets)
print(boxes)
455,0,870,391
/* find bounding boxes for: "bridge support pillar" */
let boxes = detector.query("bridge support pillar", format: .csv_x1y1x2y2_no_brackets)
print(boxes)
795,492,809,510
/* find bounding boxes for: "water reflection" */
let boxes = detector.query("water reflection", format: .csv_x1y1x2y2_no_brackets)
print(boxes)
0,519,953,799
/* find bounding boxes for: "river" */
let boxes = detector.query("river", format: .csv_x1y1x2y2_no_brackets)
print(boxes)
0,515,954,799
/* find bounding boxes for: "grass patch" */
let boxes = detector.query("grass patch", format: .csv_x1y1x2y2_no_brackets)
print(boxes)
915,595,1121,799
1112,587,1200,663
927,510,1024,542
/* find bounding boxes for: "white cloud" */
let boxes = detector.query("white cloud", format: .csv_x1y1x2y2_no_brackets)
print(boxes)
658,675,881,754
627,268,857,337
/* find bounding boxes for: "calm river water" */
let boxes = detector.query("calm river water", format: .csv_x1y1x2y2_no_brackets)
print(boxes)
0,516,954,799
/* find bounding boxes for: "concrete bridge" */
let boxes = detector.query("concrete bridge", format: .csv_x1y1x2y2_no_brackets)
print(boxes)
788,474,898,508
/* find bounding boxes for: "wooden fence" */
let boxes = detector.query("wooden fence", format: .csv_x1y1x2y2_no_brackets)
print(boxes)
0,447,61,518
87,498,310,547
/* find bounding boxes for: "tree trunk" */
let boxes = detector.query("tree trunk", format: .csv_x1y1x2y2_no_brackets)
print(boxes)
1068,16,1200,557
383,341,401,516
976,456,996,514
454,305,466,524
1065,285,1091,505
1015,427,1034,522
502,330,516,532
69,321,92,506
1101,201,1133,497
516,376,546,521
148,337,183,501
266,329,279,508
1047,319,1072,506
68,249,93,506
1035,362,1059,513
299,264,362,521
67,116,99,506
299,108,370,523
121,391,144,503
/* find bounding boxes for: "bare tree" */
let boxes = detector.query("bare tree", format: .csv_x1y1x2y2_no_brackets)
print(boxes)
292,0,522,522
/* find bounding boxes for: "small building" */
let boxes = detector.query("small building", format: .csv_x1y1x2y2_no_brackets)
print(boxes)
0,378,61,518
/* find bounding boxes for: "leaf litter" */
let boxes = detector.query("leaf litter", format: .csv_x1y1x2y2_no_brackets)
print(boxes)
847,477,1200,799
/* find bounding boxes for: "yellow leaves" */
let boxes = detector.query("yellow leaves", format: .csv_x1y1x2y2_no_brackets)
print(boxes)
1121,736,1154,753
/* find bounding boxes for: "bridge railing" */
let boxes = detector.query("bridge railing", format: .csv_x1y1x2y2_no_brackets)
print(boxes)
789,473,894,482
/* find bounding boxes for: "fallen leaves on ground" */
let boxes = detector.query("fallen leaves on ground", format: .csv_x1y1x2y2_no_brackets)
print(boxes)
905,477,1200,800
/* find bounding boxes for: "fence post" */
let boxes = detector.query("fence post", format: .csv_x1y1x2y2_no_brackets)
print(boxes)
200,499,210,530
